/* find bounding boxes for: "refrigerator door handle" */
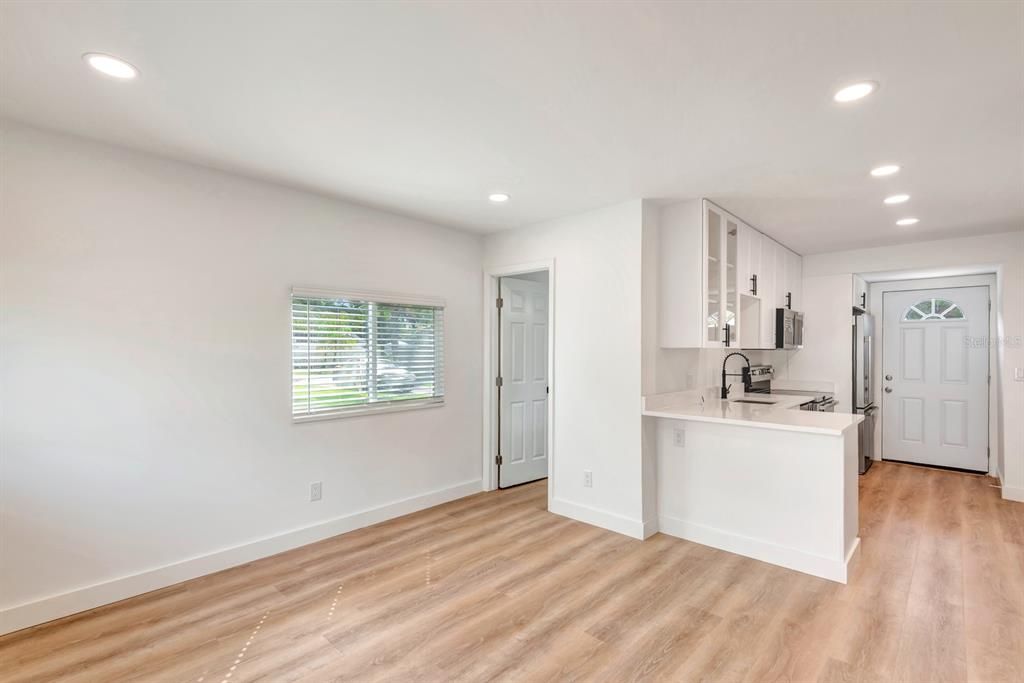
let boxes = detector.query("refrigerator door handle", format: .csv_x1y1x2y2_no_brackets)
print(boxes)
863,335,873,406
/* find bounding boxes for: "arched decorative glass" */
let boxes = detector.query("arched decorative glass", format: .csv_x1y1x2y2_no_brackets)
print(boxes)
902,298,965,321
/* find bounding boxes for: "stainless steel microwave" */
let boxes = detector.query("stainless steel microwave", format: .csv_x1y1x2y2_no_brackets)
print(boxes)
775,308,804,349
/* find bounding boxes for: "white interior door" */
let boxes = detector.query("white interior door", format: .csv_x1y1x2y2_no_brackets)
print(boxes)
881,286,989,471
499,277,549,487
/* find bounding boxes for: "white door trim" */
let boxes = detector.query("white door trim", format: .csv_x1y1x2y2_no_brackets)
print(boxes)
868,274,998,475
482,260,556,504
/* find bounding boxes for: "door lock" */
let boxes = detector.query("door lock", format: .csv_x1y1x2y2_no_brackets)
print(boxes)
885,374,893,381
884,387,893,393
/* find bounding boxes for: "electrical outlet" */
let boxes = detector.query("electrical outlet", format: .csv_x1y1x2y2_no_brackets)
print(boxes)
583,470,593,488
685,372,696,389
310,481,322,502
673,428,686,448
1015,367,1024,382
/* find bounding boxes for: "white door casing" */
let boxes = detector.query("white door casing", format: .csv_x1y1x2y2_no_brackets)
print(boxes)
881,286,989,471
499,277,549,487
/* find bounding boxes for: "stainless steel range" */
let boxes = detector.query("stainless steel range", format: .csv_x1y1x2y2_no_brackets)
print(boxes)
797,395,837,412
744,364,775,394
743,365,836,411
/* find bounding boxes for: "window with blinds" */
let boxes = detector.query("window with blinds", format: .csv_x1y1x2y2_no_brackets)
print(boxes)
291,289,445,420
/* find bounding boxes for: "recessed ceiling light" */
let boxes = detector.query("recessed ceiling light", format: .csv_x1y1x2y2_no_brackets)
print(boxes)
488,193,510,203
833,81,878,103
896,218,919,226
870,164,900,177
83,53,138,79
883,194,910,205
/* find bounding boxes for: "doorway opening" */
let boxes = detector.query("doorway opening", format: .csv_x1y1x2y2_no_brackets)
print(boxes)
483,263,554,494
875,277,994,473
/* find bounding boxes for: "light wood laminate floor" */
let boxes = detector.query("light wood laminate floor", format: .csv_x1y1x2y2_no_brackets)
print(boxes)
2,461,1022,682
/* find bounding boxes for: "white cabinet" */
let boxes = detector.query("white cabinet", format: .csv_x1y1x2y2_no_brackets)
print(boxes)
775,240,790,311
755,237,795,349
659,199,740,348
786,248,802,312
659,198,802,350
757,238,803,348
737,224,761,300
853,274,867,310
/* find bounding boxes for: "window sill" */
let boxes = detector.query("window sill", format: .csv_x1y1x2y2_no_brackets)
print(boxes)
293,398,445,423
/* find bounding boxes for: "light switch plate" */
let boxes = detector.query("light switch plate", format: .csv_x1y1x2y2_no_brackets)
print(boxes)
673,428,686,448
1015,367,1024,382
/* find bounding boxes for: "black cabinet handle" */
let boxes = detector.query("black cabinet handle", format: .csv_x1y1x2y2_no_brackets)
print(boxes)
751,274,758,296
725,324,731,346
786,292,792,310
860,292,866,307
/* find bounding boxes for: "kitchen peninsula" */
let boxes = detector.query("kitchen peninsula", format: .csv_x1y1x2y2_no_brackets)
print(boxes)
643,391,863,582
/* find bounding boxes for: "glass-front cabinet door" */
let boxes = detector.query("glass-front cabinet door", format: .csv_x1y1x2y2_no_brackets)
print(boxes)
724,216,738,346
705,201,740,347
705,205,723,345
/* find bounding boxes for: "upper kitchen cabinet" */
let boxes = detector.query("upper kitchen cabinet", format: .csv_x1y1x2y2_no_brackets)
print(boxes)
853,274,868,309
658,198,802,349
737,223,761,300
758,237,780,348
756,237,803,348
786,248,802,312
658,199,740,348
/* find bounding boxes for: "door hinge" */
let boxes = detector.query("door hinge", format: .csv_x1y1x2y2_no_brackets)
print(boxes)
495,454,503,465
496,297,504,309
496,376,503,387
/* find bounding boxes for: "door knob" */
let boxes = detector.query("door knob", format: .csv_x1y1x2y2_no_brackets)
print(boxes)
884,387,893,393
885,374,893,381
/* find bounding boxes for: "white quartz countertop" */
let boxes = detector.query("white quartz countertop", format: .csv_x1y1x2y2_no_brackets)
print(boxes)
642,391,863,436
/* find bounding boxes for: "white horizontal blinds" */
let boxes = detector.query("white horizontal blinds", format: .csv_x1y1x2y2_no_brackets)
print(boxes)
292,292,444,418
372,303,445,402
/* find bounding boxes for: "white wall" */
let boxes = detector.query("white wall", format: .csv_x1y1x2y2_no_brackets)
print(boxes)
784,273,855,412
797,231,1024,500
0,122,484,632
484,200,647,537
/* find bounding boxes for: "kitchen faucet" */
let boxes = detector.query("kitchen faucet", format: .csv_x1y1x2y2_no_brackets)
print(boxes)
720,352,752,399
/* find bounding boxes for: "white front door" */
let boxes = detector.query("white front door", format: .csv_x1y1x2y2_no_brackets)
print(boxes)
499,277,549,487
881,286,989,471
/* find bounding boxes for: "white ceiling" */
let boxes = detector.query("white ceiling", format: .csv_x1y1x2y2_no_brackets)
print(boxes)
2,1,1021,253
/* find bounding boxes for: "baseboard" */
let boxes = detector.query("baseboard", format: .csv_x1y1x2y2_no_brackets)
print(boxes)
549,497,645,540
845,537,862,578
642,517,660,539
658,514,856,583
0,479,483,636
1002,485,1024,503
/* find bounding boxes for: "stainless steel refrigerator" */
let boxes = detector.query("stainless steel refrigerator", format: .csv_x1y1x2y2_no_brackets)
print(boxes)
852,307,876,474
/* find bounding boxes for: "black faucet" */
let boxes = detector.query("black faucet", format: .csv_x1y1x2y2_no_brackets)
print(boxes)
721,352,752,399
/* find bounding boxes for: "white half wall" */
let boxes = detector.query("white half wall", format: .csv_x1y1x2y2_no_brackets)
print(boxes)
484,200,646,537
655,418,859,583
0,122,484,633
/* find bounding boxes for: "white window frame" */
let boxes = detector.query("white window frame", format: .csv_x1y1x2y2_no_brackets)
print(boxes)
901,297,967,322
291,287,446,423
